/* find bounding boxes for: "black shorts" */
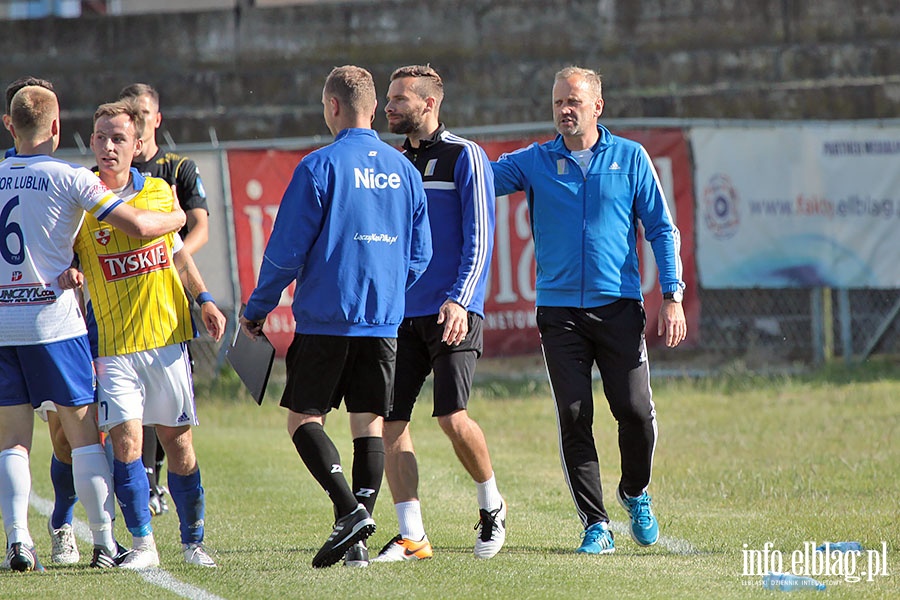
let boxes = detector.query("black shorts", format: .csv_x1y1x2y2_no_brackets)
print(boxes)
280,333,396,416
387,313,482,422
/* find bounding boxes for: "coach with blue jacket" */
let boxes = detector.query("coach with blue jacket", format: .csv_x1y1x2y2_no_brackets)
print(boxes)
491,66,687,555
241,66,432,569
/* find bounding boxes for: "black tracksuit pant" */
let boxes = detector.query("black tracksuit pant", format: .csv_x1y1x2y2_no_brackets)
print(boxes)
536,300,657,528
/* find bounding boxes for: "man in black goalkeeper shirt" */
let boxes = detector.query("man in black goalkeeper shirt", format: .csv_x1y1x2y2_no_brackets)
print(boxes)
118,83,211,517
119,83,209,255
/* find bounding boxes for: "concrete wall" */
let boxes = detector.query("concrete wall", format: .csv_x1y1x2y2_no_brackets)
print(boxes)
1,0,897,148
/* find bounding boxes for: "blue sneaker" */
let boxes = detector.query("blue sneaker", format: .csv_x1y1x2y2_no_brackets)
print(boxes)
576,522,615,554
616,486,659,546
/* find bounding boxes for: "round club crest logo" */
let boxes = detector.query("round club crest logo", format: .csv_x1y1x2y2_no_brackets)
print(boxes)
703,174,740,239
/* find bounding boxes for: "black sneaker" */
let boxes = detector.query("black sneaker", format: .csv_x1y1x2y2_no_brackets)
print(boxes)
312,504,375,569
7,542,45,572
343,540,369,567
89,542,129,569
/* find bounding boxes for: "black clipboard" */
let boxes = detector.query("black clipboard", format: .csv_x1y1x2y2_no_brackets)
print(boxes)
226,309,275,405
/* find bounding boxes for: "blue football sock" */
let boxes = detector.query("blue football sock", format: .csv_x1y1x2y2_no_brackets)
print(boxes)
168,469,205,544
50,454,77,530
113,459,153,537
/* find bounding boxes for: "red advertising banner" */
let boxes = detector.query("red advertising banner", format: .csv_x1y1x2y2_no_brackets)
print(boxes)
228,129,697,358
228,148,310,355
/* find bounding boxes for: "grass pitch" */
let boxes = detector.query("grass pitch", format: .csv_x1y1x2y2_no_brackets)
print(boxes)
5,359,898,599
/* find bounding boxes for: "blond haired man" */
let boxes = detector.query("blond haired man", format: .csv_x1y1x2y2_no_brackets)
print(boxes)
0,85,184,571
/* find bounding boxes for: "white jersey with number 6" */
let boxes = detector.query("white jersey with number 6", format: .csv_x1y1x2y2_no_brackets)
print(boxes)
0,155,122,345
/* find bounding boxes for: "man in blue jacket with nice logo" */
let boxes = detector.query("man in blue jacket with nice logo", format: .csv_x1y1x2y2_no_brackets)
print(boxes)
240,65,432,569
492,65,687,555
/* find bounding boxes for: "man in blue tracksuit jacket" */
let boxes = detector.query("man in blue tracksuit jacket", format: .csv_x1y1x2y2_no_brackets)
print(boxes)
372,65,506,564
240,66,432,569
492,66,687,555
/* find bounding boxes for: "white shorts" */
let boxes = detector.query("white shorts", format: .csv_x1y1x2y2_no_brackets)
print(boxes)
35,400,57,423
95,343,198,431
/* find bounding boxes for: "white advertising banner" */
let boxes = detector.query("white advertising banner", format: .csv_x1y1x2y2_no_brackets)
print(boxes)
693,124,900,289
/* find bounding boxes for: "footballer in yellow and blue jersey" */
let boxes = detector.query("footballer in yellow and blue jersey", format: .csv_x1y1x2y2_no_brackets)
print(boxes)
73,168,192,358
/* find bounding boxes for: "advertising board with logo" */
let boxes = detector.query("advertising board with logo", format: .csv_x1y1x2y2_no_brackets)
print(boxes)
228,129,697,357
693,124,900,288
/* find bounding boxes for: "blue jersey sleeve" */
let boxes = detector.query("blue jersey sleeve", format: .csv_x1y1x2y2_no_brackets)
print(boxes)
632,145,684,293
452,143,495,308
244,161,322,321
491,144,533,196
406,179,432,290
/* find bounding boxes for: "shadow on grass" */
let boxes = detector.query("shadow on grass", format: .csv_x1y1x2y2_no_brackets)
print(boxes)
191,353,897,403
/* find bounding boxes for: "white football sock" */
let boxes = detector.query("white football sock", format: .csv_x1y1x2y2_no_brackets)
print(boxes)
71,444,116,552
476,473,502,512
396,500,426,541
133,532,156,551
0,448,34,547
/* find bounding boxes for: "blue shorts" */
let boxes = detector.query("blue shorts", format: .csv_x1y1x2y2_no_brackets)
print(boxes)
0,336,96,409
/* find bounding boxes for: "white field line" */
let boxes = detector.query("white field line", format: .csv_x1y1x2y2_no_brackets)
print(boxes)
30,492,227,600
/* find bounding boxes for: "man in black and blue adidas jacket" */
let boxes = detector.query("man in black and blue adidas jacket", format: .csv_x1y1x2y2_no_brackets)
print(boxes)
372,65,506,563
241,66,432,569
492,66,687,556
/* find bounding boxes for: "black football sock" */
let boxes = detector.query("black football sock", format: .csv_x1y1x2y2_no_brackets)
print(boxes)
292,422,358,517
351,436,384,516
142,425,158,491
154,437,166,488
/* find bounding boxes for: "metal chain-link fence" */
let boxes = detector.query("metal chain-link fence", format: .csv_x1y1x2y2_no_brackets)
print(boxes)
187,305,235,379
190,336,227,379
838,288,900,359
693,287,900,368
190,289,898,380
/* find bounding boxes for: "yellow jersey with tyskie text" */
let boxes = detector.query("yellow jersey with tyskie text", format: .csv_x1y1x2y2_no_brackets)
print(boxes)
74,171,192,357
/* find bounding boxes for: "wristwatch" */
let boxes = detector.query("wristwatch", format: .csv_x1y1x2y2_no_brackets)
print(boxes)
663,289,683,302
